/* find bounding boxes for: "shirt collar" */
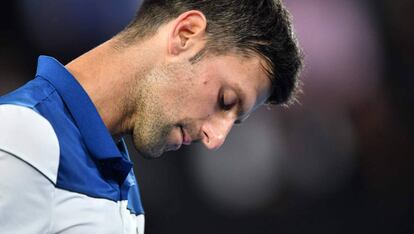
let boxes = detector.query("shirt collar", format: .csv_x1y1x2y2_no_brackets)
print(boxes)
35,55,133,183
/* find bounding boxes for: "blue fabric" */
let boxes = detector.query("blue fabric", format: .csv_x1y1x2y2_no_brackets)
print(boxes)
0,56,144,215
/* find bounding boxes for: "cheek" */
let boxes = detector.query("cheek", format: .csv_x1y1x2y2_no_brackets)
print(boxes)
184,87,217,118
167,68,219,119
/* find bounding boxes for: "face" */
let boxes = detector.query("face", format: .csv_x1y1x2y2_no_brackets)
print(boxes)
130,53,271,159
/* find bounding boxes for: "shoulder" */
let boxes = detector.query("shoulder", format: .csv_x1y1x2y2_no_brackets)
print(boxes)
0,77,56,108
0,104,60,184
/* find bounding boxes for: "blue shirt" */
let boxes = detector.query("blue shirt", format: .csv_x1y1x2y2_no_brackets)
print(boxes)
0,56,145,234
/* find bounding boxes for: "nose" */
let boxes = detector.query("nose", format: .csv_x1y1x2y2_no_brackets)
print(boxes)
201,116,234,150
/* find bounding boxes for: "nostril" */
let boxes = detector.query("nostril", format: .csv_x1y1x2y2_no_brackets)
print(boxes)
202,131,209,143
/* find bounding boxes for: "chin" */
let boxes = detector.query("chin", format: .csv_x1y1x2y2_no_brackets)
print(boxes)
131,129,170,159
135,145,165,160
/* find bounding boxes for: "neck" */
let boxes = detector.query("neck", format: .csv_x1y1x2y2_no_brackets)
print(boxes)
65,38,156,135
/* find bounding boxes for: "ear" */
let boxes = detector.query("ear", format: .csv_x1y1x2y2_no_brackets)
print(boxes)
167,10,207,59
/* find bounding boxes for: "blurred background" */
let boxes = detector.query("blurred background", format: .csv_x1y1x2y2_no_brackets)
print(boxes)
1,0,413,233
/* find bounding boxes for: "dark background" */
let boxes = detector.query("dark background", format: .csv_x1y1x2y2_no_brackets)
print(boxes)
1,1,414,233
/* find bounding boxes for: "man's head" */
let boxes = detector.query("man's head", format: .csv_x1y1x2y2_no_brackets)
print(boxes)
114,0,302,158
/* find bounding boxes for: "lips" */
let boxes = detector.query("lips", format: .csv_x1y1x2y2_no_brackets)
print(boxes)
180,126,192,145
167,126,191,152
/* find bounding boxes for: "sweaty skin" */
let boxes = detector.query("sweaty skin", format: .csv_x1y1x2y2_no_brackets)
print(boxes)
66,10,271,159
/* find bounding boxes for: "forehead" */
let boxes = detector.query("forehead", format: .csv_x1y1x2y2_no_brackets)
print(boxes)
204,54,270,96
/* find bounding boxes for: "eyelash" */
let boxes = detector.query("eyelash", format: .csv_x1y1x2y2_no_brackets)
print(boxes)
220,95,236,111
220,95,233,111
220,95,232,111
220,94,242,125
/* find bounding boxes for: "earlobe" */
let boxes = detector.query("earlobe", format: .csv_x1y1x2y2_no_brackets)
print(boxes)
168,10,207,57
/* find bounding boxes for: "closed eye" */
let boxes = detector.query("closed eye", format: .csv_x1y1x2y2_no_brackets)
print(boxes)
220,95,233,111
220,89,238,111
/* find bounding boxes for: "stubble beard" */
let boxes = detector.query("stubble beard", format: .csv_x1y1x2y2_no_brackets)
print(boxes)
130,65,176,159
129,60,197,159
132,109,173,159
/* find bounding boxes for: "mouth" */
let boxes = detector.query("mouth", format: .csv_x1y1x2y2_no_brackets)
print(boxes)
170,126,183,151
180,126,192,145
167,125,191,152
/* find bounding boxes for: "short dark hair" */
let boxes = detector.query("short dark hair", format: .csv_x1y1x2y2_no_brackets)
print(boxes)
118,0,303,105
